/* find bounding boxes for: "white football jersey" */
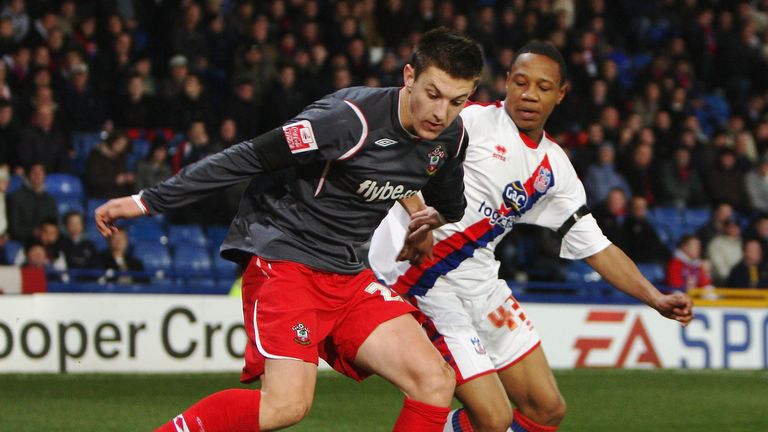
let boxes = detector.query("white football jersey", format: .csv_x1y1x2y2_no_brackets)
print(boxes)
369,101,611,297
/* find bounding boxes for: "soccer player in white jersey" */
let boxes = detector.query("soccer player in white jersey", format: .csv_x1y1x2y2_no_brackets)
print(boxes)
369,42,693,432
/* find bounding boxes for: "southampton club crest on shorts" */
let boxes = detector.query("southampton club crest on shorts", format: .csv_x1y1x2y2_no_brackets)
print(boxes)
426,145,446,175
292,323,311,345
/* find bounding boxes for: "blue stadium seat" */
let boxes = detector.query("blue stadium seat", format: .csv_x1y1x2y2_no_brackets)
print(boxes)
127,219,167,244
85,224,108,251
85,198,109,221
636,263,666,284
212,249,238,276
206,225,229,248
564,260,601,283
684,207,711,230
168,224,207,247
56,196,84,217
132,138,151,158
7,174,22,194
133,241,172,271
651,206,684,226
3,240,23,264
45,174,84,199
172,244,212,274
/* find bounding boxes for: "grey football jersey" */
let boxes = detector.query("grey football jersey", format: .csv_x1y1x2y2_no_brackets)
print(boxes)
141,86,468,273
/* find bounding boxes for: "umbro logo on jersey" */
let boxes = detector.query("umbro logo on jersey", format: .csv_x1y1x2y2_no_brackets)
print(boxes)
374,138,398,147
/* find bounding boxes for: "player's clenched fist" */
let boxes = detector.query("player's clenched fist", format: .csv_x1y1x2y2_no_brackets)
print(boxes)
94,196,146,237
652,291,694,326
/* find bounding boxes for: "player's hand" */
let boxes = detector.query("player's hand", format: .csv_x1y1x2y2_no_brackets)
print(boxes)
651,291,693,326
397,207,444,265
94,196,145,237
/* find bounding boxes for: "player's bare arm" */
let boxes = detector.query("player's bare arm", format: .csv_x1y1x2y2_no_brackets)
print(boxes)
396,195,449,264
94,196,146,237
585,244,694,325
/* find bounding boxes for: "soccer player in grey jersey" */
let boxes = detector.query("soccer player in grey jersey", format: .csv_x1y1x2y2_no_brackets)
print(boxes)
95,28,483,432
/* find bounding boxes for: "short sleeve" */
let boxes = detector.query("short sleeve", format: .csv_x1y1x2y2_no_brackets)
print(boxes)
281,97,366,164
559,214,611,260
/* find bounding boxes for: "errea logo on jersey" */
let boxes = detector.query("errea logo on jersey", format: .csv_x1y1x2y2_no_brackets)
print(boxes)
282,120,318,154
357,180,418,202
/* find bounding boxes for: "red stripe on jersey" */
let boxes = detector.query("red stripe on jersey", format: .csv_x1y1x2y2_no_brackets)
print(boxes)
393,154,553,294
587,311,627,322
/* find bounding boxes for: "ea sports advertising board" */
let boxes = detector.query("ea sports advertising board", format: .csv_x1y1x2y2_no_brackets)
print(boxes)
0,294,766,373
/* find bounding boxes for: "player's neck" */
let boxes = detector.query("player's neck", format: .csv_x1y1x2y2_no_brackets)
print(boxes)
398,87,418,138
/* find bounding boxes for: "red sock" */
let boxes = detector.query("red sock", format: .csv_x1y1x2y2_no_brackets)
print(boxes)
393,398,450,432
155,389,261,432
511,409,558,432
446,408,475,431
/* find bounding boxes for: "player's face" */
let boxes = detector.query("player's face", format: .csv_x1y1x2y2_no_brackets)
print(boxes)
401,64,476,141
505,53,566,142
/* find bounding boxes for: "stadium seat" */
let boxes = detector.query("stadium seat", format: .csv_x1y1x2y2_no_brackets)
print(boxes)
132,138,151,159
85,198,109,221
127,219,167,244
172,244,212,274
133,241,172,272
212,248,238,276
167,224,207,247
636,263,666,284
651,206,684,226
85,224,108,251
45,174,84,199
56,196,84,217
3,240,23,264
206,225,229,248
7,174,22,194
564,260,601,283
683,207,711,230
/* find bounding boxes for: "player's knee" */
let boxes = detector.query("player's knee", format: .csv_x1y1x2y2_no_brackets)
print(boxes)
411,361,455,401
532,393,566,425
471,405,513,432
261,393,313,427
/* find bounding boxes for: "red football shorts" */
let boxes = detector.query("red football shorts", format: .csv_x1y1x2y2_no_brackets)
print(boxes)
240,256,416,382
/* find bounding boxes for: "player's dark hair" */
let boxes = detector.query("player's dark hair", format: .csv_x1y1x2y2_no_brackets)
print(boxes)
511,41,568,85
411,27,483,82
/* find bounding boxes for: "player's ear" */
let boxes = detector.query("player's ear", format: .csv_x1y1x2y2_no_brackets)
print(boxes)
403,64,415,91
556,82,569,104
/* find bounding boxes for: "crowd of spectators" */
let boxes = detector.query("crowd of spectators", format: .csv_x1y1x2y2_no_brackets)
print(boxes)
0,0,767,290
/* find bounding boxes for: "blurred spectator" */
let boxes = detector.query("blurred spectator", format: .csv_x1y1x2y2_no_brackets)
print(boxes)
1,0,30,43
15,219,66,273
263,64,308,131
60,211,98,269
168,73,214,132
170,3,208,67
135,138,172,191
22,242,48,269
17,105,68,173
622,196,671,264
697,202,736,249
744,153,768,214
744,215,768,262
706,148,748,212
0,98,19,170
593,187,628,249
170,120,213,173
161,55,190,102
85,131,134,198
8,163,57,242
621,142,659,206
60,63,107,134
112,73,158,129
725,239,768,289
706,219,743,285
223,78,261,139
666,235,713,291
98,228,145,284
213,118,239,151
0,166,8,249
584,142,630,208
658,146,708,208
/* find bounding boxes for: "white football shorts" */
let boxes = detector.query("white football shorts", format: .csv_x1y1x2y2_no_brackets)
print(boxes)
414,279,541,384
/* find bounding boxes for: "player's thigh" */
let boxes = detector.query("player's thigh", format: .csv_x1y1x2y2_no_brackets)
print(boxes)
497,346,563,415
454,373,513,431
353,313,454,405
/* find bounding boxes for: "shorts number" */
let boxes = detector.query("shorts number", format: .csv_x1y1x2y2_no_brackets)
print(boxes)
365,283,403,302
487,295,519,330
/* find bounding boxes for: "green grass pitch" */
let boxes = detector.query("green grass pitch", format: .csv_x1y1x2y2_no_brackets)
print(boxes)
1,369,766,431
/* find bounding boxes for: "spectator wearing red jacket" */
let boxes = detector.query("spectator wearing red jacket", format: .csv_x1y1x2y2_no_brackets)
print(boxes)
667,234,713,291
